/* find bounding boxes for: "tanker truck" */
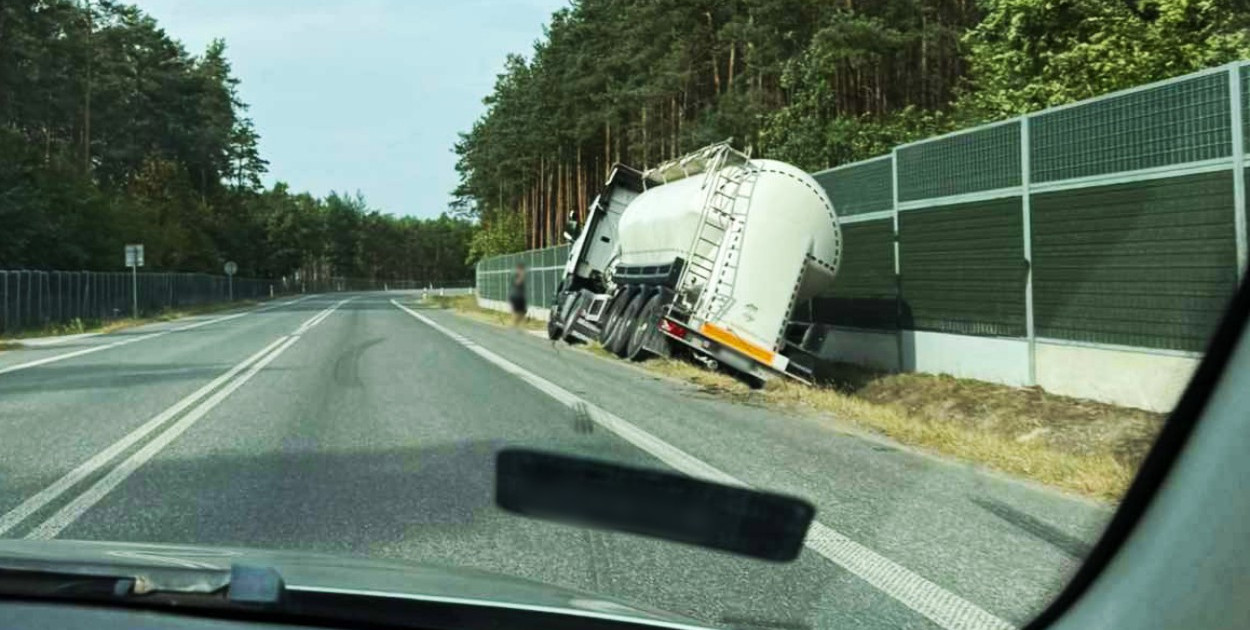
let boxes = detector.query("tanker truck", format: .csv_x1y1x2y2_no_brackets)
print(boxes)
547,142,842,384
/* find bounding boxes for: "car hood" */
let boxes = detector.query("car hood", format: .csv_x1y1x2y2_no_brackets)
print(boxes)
0,539,711,630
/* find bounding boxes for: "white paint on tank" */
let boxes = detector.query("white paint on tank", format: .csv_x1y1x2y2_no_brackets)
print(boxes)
721,159,841,350
616,176,708,267
613,152,843,354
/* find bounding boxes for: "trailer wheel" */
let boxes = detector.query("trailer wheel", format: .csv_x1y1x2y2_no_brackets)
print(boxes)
598,291,630,345
610,293,647,357
625,294,664,361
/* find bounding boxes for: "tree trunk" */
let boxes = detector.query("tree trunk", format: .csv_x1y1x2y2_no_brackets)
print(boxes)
641,104,648,168
576,145,583,221
727,42,735,91
83,0,93,173
706,12,720,95
545,159,554,247
670,96,678,159
555,159,563,242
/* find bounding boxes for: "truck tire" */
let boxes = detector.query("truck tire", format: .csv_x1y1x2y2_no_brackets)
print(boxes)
546,293,568,339
600,290,633,347
560,293,589,343
625,293,664,361
609,293,647,357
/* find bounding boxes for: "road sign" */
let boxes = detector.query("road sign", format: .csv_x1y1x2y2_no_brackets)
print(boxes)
124,244,144,319
224,261,238,301
124,244,144,268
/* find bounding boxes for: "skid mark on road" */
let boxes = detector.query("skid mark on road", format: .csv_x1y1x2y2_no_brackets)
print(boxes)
333,337,384,388
392,300,1014,630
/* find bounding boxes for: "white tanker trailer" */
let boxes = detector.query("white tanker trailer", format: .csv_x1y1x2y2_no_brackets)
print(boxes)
548,142,842,383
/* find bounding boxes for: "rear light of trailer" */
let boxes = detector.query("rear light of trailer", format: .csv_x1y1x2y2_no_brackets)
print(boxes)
659,318,687,339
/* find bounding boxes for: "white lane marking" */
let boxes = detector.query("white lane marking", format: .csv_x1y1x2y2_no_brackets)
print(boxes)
0,335,289,536
295,297,353,334
4,296,350,537
170,294,315,332
25,334,302,539
15,332,103,347
0,332,168,377
391,300,1014,630
0,295,315,377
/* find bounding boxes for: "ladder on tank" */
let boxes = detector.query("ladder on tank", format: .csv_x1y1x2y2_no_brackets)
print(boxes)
675,149,757,320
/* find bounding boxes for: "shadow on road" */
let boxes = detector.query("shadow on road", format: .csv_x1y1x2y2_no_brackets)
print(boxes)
0,363,238,395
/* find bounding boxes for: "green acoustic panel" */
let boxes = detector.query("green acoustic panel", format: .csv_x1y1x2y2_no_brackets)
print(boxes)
1242,65,1249,153
898,198,1026,337
477,244,571,303
897,122,1021,202
811,219,898,329
1031,171,1237,351
1031,72,1232,183
813,158,893,217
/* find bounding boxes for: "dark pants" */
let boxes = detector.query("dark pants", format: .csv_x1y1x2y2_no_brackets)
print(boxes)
509,296,527,315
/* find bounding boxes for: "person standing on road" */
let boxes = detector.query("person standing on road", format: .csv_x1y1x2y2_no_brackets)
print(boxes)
509,263,528,326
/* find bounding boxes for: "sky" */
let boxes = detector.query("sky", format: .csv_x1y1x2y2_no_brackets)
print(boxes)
133,0,566,218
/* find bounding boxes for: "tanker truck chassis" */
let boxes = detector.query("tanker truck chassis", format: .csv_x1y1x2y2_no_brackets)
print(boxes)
547,142,842,385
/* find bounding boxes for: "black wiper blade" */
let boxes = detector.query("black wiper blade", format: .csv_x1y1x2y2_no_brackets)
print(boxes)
0,566,138,600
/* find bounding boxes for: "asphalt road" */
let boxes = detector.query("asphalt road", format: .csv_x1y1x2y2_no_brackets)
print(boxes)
0,293,1113,630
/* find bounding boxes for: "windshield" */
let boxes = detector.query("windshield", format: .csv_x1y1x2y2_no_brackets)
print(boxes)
1,2,1247,629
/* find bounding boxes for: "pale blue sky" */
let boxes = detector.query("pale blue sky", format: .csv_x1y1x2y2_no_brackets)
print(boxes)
135,0,566,218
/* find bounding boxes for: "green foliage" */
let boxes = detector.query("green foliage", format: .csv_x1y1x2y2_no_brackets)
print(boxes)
455,0,1250,248
468,210,528,263
958,0,1250,119
0,0,475,283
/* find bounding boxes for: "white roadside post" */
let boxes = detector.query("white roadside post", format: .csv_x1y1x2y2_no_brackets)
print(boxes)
124,244,144,319
224,261,238,301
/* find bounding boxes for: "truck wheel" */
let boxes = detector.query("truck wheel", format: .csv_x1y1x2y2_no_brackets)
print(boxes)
560,293,589,343
609,293,646,357
625,294,664,361
598,291,630,345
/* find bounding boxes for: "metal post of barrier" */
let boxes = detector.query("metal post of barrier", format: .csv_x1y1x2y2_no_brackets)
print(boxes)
1230,63,1247,281
1022,115,1036,386
1,272,7,334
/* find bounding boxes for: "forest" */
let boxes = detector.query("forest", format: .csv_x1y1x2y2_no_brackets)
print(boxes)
453,0,1250,255
0,1,474,283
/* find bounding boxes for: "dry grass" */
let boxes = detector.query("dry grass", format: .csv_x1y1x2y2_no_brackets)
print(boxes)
762,377,1145,500
424,294,547,331
426,293,1160,500
1,300,261,342
0,341,20,352
647,358,1161,501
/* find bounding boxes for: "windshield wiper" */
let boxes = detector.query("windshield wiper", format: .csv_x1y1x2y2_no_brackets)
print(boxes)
0,560,284,607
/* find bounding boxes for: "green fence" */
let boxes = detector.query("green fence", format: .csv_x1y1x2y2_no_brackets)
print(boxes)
476,62,1249,358
475,244,570,309
813,61,1248,354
